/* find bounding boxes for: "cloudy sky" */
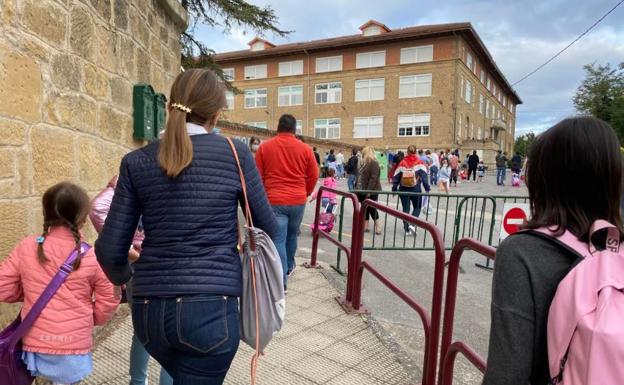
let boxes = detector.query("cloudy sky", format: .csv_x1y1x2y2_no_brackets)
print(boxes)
193,0,624,137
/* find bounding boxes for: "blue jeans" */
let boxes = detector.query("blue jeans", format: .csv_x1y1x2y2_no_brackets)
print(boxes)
132,295,240,385
336,163,344,178
429,166,438,185
399,187,422,231
272,204,306,287
347,174,357,191
496,167,506,185
127,281,173,385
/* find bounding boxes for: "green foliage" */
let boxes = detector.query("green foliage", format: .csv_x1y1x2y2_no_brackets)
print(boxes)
513,132,536,157
573,62,624,143
180,0,290,91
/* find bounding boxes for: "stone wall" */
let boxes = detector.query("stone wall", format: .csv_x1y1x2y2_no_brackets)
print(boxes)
0,0,187,326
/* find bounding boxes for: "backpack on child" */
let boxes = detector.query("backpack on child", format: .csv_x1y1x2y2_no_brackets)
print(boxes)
512,173,521,187
534,220,624,385
400,169,420,188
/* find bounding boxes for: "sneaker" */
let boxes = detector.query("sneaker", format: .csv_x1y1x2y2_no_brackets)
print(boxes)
287,265,296,277
284,285,288,295
406,225,416,235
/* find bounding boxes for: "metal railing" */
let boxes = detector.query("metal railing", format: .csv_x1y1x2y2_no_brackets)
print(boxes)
350,199,446,385
438,238,496,385
308,186,360,306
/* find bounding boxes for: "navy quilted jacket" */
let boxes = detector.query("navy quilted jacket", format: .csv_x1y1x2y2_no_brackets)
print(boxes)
95,133,277,297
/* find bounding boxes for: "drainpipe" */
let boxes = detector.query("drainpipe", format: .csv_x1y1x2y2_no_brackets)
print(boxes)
452,33,459,148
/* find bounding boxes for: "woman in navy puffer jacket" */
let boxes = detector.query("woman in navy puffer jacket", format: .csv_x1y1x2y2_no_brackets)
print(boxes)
95,69,277,384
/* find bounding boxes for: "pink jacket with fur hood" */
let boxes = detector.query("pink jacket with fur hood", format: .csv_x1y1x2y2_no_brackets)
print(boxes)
0,227,119,354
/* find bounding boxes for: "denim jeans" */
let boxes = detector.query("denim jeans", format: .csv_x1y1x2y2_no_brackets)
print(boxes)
398,187,422,231
496,167,506,185
429,166,438,185
347,174,357,191
126,281,174,385
272,204,306,287
336,163,344,178
131,295,240,385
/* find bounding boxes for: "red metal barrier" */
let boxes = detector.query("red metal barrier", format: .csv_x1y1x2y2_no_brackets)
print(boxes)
438,238,495,385
307,186,360,305
351,199,446,385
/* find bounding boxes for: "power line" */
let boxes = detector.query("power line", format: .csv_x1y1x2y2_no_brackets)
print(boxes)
511,0,624,87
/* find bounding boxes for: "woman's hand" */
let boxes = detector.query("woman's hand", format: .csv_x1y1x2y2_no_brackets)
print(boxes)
128,247,140,263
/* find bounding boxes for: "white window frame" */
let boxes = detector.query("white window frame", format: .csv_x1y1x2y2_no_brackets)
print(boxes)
296,120,303,135
355,78,385,101
486,77,491,91
277,85,303,106
245,121,267,129
315,82,342,104
464,81,473,104
400,45,434,64
353,116,383,138
278,60,303,77
315,56,342,73
466,52,474,72
486,100,491,119
480,70,486,84
225,91,234,110
223,68,235,81
314,118,341,139
479,94,485,115
397,114,431,137
244,64,267,80
399,74,432,98
244,88,267,109
356,51,386,69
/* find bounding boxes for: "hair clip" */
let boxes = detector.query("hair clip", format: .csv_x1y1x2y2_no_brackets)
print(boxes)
171,103,192,114
36,236,45,244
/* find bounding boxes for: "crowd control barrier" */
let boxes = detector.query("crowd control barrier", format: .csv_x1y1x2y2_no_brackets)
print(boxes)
350,199,446,385
438,238,496,385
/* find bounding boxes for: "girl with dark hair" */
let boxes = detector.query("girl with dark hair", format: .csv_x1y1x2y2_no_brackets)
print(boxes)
0,182,119,385
249,136,261,158
483,116,624,384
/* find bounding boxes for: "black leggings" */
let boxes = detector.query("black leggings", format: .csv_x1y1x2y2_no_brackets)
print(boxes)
468,167,477,181
357,193,379,221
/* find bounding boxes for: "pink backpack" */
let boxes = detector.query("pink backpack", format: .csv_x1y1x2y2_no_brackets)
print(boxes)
539,220,624,385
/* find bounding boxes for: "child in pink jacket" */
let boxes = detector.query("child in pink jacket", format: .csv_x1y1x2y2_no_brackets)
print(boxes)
0,182,119,385
310,167,338,212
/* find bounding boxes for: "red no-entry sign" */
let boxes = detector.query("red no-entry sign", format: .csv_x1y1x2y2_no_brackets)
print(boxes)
500,204,530,240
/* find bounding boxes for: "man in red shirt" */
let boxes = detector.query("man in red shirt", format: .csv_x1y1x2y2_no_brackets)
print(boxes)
256,114,319,291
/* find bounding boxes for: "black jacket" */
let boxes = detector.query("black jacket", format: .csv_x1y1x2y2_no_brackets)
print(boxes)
95,134,277,297
345,155,359,175
468,154,480,168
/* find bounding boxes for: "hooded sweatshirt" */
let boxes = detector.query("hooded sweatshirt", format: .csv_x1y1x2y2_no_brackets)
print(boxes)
392,154,431,192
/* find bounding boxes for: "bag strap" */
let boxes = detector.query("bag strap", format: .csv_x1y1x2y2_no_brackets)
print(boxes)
529,220,622,258
225,137,253,228
10,242,91,347
589,219,620,254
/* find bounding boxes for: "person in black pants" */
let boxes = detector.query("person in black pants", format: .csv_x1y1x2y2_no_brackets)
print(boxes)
467,150,480,181
355,146,382,234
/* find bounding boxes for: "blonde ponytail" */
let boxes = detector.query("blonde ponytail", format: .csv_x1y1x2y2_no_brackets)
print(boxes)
158,69,226,178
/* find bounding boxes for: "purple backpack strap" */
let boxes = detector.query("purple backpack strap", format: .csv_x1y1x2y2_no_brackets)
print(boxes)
9,241,91,348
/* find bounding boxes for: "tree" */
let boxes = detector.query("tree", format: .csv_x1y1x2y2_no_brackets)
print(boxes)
514,132,536,157
573,62,624,143
180,0,289,84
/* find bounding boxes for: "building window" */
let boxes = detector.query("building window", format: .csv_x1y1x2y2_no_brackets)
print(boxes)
316,56,342,73
355,78,384,101
225,91,234,110
466,52,474,72
244,64,267,80
479,94,485,115
398,114,430,137
315,82,342,104
478,126,483,140
353,116,383,138
296,120,303,135
486,100,491,118
244,88,267,108
356,51,385,69
223,68,234,81
480,70,486,84
400,45,433,64
486,77,491,91
399,74,432,98
464,81,472,104
277,85,303,106
278,60,303,77
362,25,383,36
245,121,267,129
314,118,340,139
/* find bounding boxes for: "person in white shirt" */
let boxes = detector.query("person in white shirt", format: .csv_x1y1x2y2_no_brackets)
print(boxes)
335,151,345,179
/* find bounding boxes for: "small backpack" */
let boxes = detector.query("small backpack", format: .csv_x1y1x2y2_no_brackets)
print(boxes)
400,169,420,188
538,220,624,385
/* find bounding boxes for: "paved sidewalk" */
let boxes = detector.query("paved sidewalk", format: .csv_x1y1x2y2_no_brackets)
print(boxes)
84,261,412,385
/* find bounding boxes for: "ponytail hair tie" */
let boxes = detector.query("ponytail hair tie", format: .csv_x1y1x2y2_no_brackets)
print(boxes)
36,236,45,244
171,103,192,114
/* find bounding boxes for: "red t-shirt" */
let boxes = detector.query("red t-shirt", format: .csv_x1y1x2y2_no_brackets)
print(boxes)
255,133,319,205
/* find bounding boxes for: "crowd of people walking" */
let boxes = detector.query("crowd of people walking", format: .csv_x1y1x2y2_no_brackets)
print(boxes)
2,65,618,385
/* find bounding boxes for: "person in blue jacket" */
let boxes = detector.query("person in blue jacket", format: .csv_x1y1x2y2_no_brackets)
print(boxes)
95,69,277,385
392,145,431,235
